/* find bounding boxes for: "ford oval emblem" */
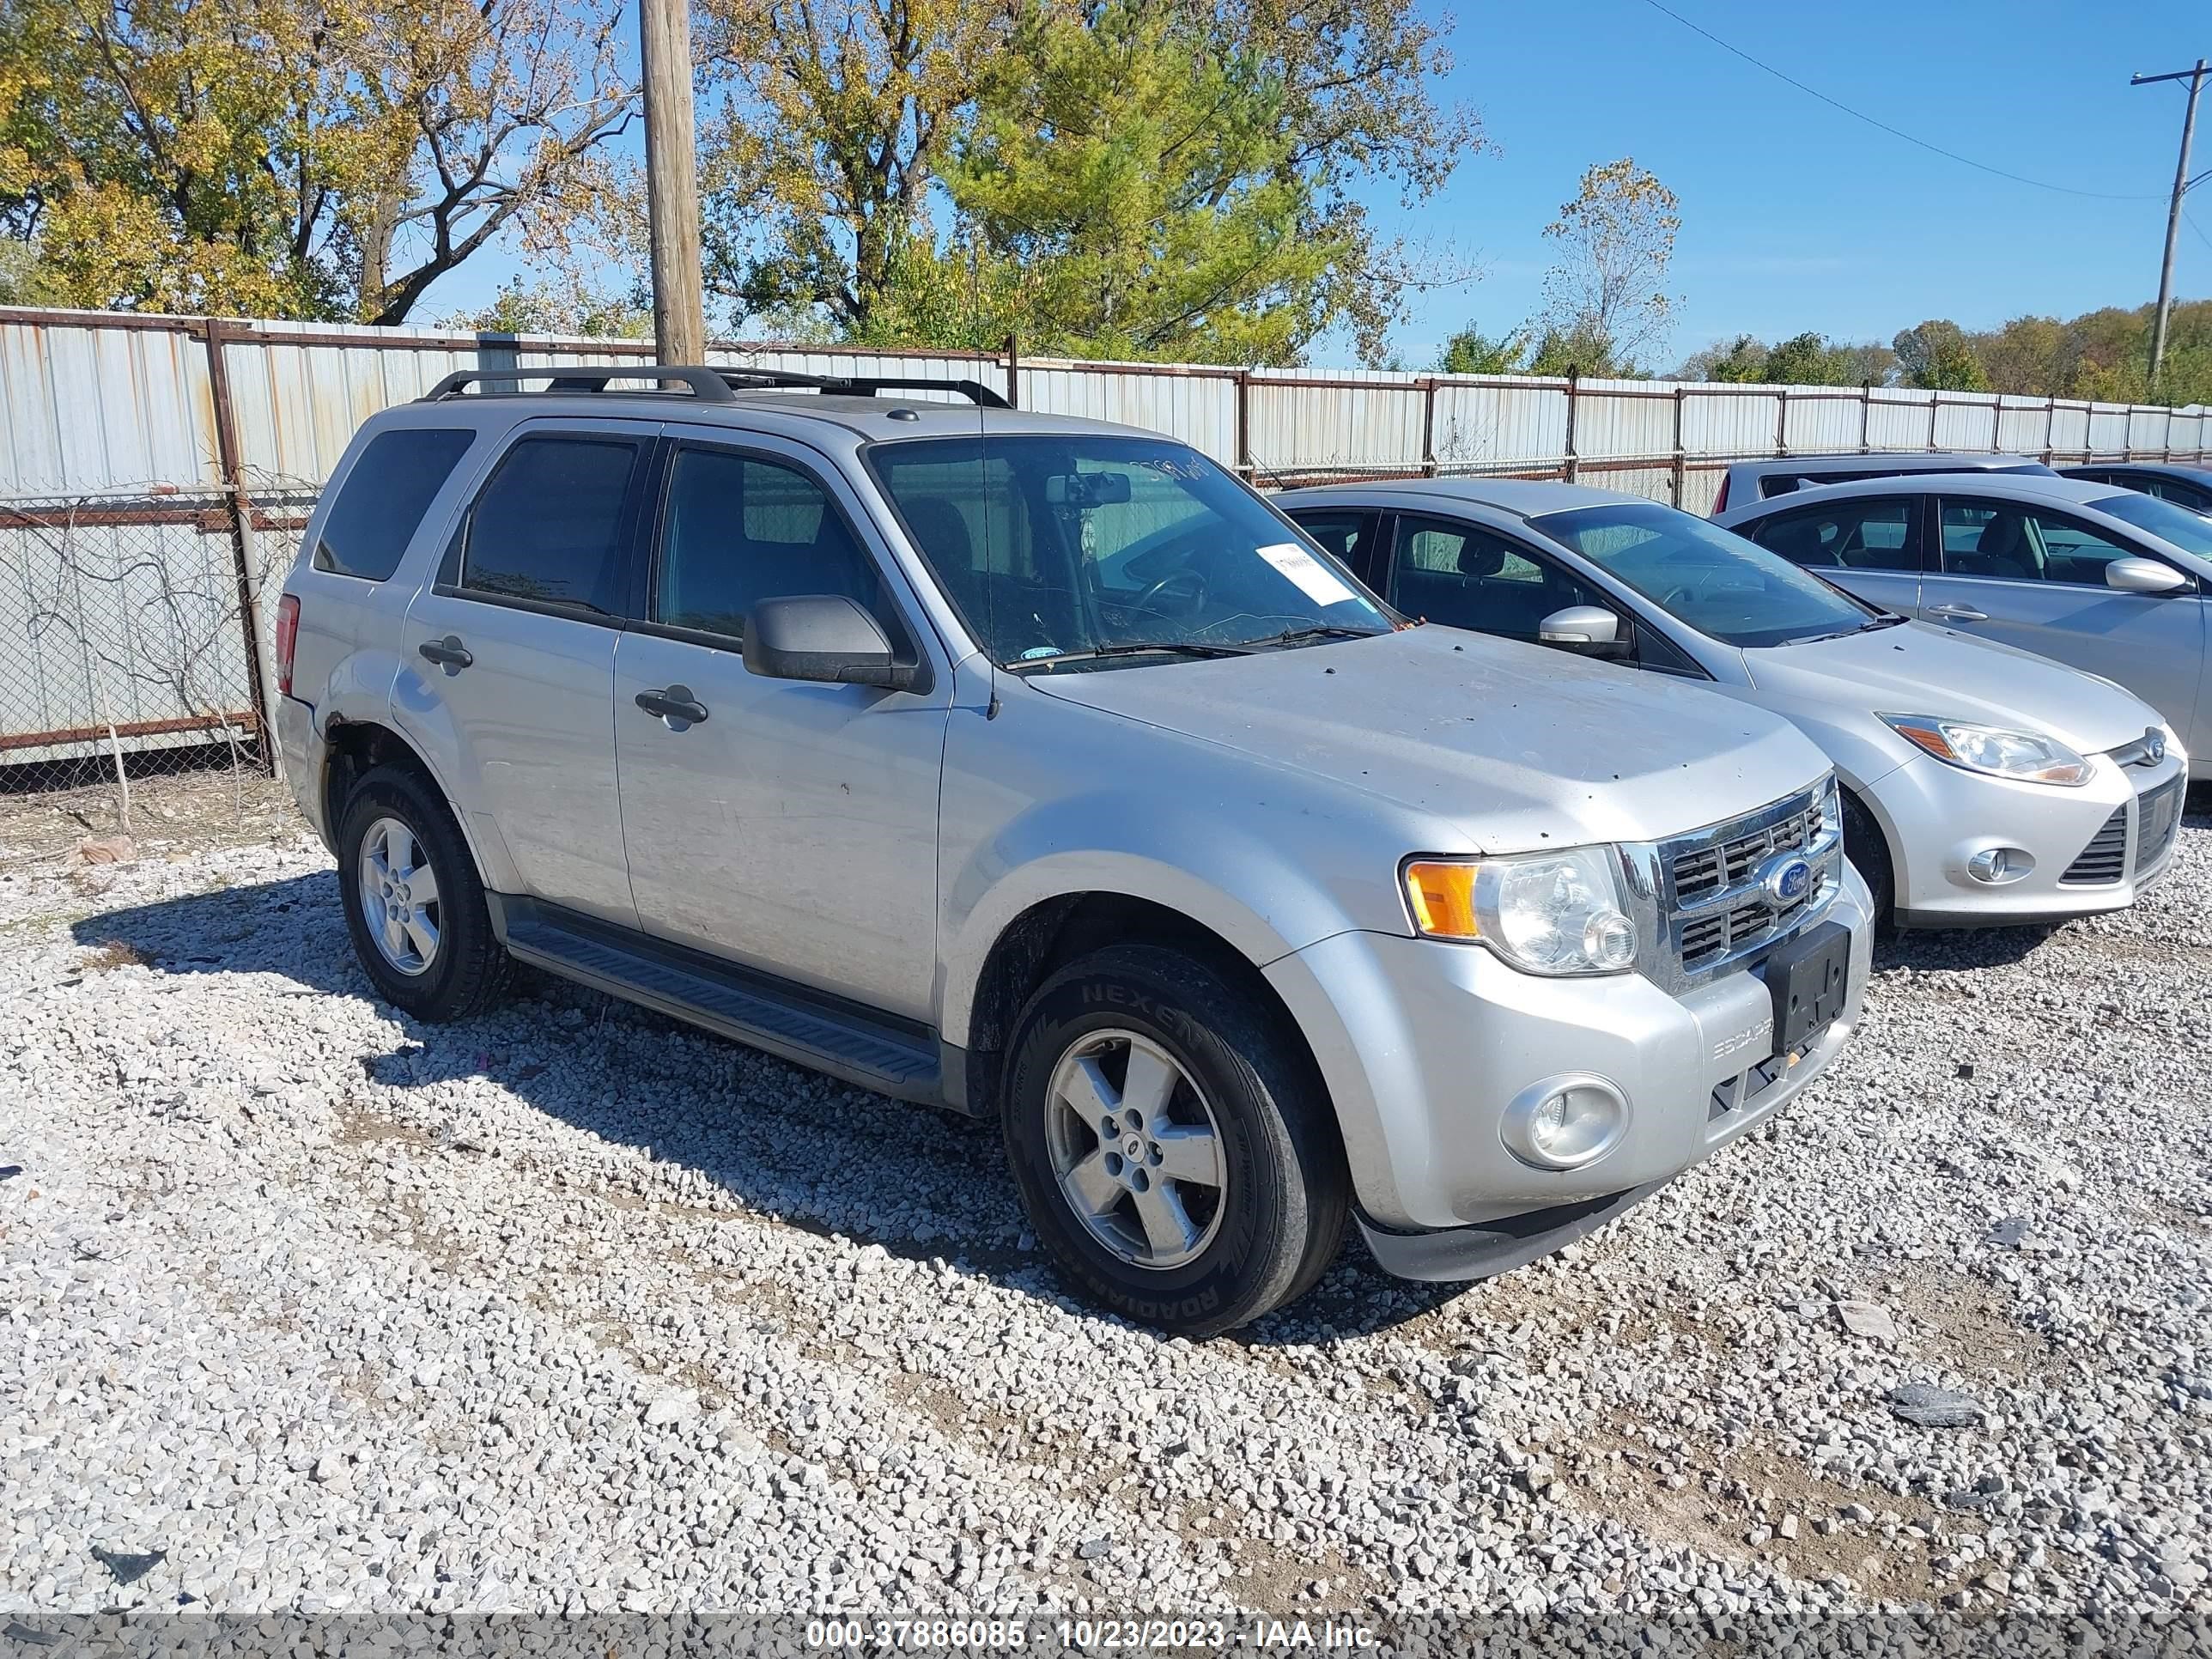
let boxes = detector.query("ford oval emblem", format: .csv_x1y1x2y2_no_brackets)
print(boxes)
1759,852,1814,905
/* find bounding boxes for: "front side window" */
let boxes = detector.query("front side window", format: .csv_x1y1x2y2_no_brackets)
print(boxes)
1388,514,1607,641
867,435,1389,668
1748,497,1921,573
1289,511,1376,584
1532,500,1881,648
460,435,641,616
2089,490,2212,559
1936,500,2138,586
315,428,476,580
654,447,893,641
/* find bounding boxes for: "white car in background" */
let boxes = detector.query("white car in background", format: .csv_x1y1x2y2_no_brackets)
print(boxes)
1279,479,2185,930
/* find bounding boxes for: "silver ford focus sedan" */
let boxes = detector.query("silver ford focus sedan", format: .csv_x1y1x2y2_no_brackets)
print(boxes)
1716,472,2212,778
1278,479,2186,929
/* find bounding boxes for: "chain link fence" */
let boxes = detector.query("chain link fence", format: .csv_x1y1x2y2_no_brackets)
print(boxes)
0,484,300,813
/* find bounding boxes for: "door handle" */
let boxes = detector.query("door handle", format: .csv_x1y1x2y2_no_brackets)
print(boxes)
417,635,473,671
1927,604,1989,623
635,686,709,725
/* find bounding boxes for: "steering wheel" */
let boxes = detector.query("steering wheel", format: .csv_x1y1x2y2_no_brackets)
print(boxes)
1660,583,1700,609
1133,567,1209,618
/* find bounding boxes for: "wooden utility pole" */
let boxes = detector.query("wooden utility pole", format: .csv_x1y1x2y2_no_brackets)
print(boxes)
639,0,705,365
2134,58,2208,394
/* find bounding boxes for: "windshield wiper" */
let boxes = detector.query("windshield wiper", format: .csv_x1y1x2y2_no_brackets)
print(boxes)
1785,613,1908,646
1230,623,1389,650
1006,641,1252,672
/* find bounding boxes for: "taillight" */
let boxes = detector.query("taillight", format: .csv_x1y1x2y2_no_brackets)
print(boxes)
276,593,300,696
1711,474,1731,515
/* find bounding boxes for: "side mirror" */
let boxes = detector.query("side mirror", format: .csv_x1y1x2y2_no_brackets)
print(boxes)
2105,556,2189,596
1539,605,1631,658
742,594,917,690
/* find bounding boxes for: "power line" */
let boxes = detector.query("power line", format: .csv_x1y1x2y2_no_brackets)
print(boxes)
1634,0,2166,203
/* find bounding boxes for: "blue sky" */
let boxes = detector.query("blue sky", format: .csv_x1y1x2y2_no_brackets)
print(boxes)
1376,0,2212,368
428,0,2210,370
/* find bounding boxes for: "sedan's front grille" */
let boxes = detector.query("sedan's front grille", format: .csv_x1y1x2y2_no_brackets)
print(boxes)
2061,775,2185,887
2061,809,2128,885
1650,783,1843,981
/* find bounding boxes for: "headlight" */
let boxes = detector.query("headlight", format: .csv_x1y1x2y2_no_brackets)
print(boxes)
1403,847,1638,975
1817,773,1843,838
1880,714,2094,787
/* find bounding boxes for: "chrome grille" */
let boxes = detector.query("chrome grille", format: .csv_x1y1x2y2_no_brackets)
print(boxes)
1642,782,1843,983
1669,799,1822,905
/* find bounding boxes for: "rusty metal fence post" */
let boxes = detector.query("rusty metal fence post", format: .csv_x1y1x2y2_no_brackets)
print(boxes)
1670,387,1686,507
201,319,276,775
1562,370,1579,483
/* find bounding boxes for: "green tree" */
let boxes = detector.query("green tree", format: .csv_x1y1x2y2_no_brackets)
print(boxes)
1435,323,1526,374
1893,319,1989,392
696,0,1470,356
1677,333,1767,382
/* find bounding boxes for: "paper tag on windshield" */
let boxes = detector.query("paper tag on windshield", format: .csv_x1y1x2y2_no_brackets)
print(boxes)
1255,542,1357,607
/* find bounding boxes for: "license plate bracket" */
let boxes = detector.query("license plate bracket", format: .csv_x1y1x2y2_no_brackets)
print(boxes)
1764,920,1850,1054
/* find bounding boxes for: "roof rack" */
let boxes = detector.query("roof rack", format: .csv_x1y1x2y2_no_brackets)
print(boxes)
417,363,1011,410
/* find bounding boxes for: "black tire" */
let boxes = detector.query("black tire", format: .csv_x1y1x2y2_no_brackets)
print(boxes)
336,763,514,1020
1839,787,1896,933
1002,944,1348,1336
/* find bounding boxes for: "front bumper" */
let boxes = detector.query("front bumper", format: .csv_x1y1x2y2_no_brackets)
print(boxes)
1875,747,2187,928
1264,865,1872,1265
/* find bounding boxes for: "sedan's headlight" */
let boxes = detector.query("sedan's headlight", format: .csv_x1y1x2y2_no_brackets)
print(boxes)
1880,714,2094,787
1403,847,1638,975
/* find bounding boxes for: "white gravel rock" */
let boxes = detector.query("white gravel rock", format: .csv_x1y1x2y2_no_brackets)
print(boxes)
3,775,2210,1639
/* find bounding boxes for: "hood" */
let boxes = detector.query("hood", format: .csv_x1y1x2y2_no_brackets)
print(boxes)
1022,626,1828,854
1743,621,2160,755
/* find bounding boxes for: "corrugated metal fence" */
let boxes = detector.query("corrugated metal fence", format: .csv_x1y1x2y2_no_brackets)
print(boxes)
3,303,2208,782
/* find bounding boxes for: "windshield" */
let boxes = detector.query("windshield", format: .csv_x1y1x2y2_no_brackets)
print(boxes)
866,435,1390,668
1531,501,1881,648
2092,491,2212,557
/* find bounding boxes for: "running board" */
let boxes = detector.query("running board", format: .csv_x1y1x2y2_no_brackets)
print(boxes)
488,896,946,1105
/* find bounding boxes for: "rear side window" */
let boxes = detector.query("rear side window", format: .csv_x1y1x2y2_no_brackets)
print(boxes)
458,435,642,617
313,428,475,580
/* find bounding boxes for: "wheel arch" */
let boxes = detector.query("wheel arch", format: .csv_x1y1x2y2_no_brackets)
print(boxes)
954,889,1334,1129
320,718,509,893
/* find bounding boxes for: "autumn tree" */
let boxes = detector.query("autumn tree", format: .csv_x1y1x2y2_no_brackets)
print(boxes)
0,0,634,322
1534,158,1680,374
696,0,1469,359
1893,319,1989,392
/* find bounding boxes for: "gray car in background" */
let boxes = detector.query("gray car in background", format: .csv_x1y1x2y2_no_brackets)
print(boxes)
1279,481,2184,928
1712,451,2055,516
2060,461,2212,515
1718,473,2212,779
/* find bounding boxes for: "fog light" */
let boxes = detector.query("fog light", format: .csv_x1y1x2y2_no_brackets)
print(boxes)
1501,1073,1630,1170
1966,846,2034,884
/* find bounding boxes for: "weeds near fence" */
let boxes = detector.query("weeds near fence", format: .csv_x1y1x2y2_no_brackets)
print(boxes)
0,477,305,832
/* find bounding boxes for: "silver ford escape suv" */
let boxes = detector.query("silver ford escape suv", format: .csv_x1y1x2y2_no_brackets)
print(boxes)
275,364,1873,1335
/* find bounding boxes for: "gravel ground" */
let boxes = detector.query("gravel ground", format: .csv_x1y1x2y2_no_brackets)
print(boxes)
2,772,2209,1641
